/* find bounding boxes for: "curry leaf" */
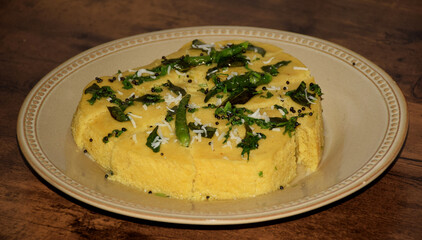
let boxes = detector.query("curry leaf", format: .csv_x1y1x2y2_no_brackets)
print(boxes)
107,106,129,122
285,81,315,107
146,126,161,152
261,60,291,76
133,94,164,106
187,123,217,138
163,80,186,96
84,83,115,105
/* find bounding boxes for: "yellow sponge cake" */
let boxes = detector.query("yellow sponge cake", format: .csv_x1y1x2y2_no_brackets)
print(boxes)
71,40,324,200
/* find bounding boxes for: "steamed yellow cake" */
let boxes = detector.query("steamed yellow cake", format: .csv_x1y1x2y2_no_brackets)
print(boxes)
71,40,324,200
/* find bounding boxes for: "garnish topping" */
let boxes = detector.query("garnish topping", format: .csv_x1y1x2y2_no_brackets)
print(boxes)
146,126,161,152
165,106,178,122
85,40,322,159
188,123,217,138
107,106,129,122
261,60,291,76
103,128,127,143
163,80,187,96
237,123,266,160
84,83,115,105
133,94,164,106
285,81,318,107
175,94,191,147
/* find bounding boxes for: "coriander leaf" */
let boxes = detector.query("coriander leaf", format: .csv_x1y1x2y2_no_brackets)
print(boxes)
154,192,169,197
151,86,163,93
309,83,323,97
282,116,300,137
187,107,199,113
260,92,273,99
237,124,266,160
202,103,217,109
223,126,233,144
121,77,133,89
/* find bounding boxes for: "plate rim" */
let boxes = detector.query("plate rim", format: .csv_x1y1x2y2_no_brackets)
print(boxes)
17,26,408,225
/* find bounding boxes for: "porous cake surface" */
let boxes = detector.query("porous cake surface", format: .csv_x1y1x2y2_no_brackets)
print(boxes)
71,40,324,200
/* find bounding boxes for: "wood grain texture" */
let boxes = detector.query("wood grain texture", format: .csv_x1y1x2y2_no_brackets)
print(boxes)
1,0,421,239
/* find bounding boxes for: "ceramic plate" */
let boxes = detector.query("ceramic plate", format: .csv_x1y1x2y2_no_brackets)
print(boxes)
17,26,408,225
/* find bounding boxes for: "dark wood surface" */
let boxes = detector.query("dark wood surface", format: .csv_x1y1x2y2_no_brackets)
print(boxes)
2,0,421,239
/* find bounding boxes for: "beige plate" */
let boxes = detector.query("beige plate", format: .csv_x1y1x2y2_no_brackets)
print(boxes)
17,26,408,225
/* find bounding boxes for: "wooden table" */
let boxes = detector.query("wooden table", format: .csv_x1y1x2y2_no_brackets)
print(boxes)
2,0,421,239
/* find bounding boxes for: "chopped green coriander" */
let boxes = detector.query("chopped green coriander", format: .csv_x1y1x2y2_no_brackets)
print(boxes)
154,192,169,197
202,104,217,109
309,83,323,97
187,107,199,113
165,106,178,122
260,92,273,99
237,124,266,160
151,86,163,92
121,78,133,89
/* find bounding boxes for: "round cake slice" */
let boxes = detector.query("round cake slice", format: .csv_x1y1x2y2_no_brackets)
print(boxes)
71,40,324,200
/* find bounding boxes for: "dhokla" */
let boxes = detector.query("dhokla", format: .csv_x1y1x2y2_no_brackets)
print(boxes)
71,40,324,200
